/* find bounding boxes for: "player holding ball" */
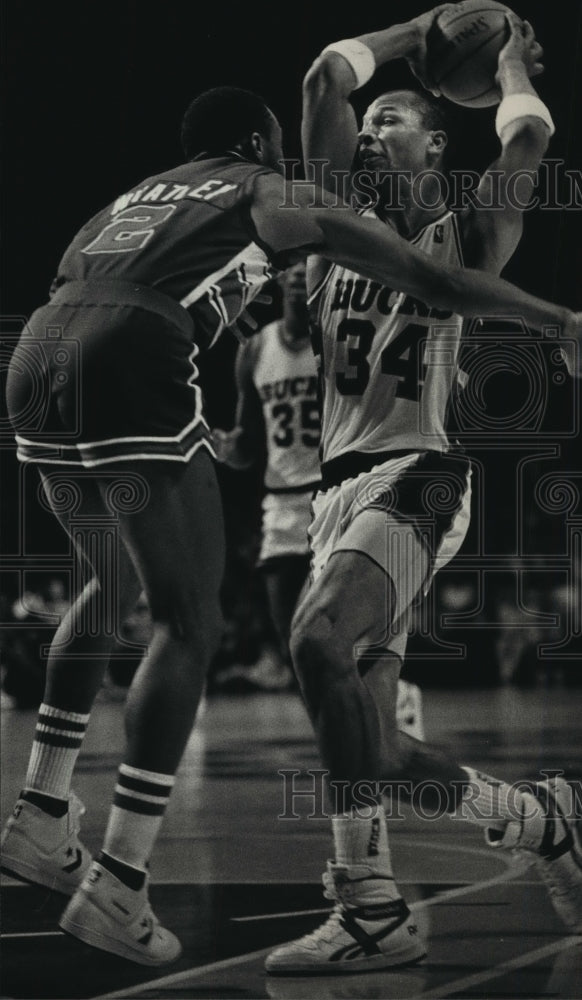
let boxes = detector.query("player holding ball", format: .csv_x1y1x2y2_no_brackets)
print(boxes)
265,4,582,977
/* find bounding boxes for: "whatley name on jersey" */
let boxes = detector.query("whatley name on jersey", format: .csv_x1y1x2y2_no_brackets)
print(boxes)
257,375,318,404
111,179,238,216
330,277,455,321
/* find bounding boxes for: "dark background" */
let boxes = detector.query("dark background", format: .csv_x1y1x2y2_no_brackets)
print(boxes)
1,1,581,666
2,0,581,313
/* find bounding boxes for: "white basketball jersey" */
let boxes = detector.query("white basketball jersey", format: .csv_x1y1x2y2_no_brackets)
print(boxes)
309,210,465,464
252,321,321,491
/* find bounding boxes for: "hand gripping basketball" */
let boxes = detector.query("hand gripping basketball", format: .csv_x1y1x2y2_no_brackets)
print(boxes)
425,1,525,108
495,13,544,85
405,4,457,96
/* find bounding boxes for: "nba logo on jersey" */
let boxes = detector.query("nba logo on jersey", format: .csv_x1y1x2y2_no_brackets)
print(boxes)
434,225,444,244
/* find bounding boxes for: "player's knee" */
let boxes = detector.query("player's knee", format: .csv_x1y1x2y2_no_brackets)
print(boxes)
290,603,350,689
149,594,223,656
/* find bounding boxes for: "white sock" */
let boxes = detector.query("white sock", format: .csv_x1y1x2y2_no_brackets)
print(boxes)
332,805,401,898
455,767,544,836
102,764,175,872
25,703,90,800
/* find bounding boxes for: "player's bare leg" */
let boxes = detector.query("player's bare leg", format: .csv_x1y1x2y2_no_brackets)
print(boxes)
39,471,144,713
359,617,424,740
267,545,431,973
267,537,582,974
105,450,225,776
261,555,310,688
1,473,142,895
291,547,464,800
59,448,225,964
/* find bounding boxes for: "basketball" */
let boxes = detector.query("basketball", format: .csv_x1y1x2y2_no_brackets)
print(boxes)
427,1,516,108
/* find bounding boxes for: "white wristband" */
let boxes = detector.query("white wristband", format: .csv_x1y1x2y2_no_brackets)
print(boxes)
495,93,555,138
320,39,376,89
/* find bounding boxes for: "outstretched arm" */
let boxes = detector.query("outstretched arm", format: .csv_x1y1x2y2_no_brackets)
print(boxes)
301,7,451,190
250,172,575,337
461,15,552,273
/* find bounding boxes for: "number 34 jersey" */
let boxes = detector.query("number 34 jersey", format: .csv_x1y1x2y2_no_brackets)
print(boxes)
309,209,466,463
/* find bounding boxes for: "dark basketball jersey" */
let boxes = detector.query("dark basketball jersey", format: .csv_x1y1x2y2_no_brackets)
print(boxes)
8,155,290,467
54,155,280,348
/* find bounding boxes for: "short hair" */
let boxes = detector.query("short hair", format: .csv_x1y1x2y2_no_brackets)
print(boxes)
181,86,274,159
374,89,449,134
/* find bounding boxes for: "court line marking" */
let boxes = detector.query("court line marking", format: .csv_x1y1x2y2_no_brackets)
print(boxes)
232,906,330,922
230,857,531,922
417,936,582,999
1,837,516,890
1,931,64,939
2,876,546,889
94,946,273,999
1,868,536,938
91,856,533,999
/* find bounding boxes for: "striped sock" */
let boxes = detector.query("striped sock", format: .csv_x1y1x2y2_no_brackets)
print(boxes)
102,764,175,872
24,704,90,801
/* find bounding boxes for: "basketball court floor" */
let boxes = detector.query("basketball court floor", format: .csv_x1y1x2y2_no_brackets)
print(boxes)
2,685,581,999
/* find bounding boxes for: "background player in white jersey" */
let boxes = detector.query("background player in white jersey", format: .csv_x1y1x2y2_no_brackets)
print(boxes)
266,10,582,976
215,263,321,690
216,262,425,731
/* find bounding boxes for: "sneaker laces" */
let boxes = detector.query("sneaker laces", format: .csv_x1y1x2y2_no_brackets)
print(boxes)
322,868,342,903
294,905,346,948
322,865,388,907
284,869,355,950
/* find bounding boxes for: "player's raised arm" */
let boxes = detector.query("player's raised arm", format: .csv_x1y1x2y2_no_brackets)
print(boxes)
301,7,452,191
250,171,577,338
461,14,552,273
213,340,264,470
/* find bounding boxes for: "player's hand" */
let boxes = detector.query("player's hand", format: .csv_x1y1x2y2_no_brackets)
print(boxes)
211,427,252,468
406,4,455,96
497,15,544,79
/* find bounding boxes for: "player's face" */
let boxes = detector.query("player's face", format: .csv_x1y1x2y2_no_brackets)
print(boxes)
358,96,433,178
283,262,307,303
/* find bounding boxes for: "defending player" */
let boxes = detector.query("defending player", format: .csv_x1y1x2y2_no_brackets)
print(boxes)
2,84,580,968
265,10,582,975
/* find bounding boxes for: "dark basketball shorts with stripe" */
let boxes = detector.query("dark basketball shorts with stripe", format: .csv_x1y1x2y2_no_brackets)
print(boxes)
6,280,214,468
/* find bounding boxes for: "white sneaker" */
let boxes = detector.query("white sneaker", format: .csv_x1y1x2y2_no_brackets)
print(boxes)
60,860,182,965
396,681,424,741
265,862,426,975
486,776,582,933
1,792,91,895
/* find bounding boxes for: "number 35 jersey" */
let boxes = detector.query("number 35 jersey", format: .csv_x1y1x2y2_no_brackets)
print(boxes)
309,209,465,463
250,322,321,492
